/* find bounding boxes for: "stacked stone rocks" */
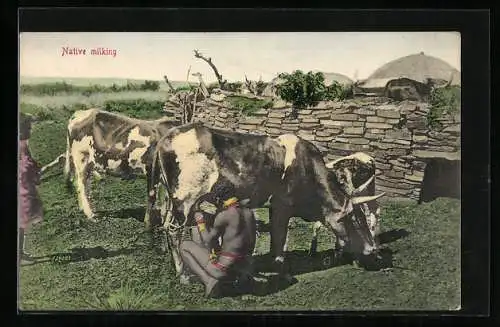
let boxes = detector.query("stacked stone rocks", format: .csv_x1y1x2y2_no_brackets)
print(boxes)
162,97,460,201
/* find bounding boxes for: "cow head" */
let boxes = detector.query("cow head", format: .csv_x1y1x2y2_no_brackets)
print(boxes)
325,153,387,268
154,118,180,137
326,153,382,237
336,192,385,252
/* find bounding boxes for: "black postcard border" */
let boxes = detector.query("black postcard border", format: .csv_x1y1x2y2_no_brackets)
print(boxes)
7,7,492,325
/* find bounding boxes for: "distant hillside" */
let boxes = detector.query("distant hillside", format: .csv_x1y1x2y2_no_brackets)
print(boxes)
19,76,197,90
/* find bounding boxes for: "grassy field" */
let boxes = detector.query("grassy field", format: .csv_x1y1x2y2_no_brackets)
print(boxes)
21,91,167,112
18,89,461,311
20,76,194,91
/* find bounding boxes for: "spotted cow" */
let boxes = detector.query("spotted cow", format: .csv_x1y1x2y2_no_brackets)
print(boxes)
63,108,179,222
145,122,386,277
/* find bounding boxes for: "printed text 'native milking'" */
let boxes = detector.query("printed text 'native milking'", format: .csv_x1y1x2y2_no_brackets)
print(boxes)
61,47,118,58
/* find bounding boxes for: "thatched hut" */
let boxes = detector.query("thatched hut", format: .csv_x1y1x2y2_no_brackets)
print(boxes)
355,52,461,100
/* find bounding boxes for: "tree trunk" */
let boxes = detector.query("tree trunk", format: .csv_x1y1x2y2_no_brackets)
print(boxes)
193,49,227,90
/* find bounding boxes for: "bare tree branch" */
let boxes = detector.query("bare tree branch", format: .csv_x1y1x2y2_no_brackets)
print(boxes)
244,75,255,95
194,49,227,89
163,75,175,92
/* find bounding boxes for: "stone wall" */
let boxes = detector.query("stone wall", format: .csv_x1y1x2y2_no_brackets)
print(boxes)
163,97,461,201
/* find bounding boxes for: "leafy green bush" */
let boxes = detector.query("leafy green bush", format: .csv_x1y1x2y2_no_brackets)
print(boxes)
275,71,349,118
427,86,461,129
140,80,160,91
226,96,273,116
20,82,76,96
103,99,165,119
276,71,325,109
20,103,65,121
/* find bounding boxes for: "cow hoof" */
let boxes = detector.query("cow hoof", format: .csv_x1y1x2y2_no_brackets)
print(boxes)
308,243,318,257
179,274,193,285
333,250,346,266
152,229,168,254
322,255,332,267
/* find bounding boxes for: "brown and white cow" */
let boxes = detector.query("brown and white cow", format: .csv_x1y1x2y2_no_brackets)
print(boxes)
145,122,386,278
309,152,383,255
63,108,179,223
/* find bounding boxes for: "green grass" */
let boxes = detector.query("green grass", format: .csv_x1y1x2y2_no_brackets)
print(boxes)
18,95,461,311
21,91,167,110
226,95,273,116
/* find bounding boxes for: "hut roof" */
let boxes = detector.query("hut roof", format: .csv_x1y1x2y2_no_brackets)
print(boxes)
319,72,354,86
359,52,461,89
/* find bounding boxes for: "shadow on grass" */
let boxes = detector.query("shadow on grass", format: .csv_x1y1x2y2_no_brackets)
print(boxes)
378,228,411,245
253,250,344,276
96,207,146,223
21,246,137,266
256,220,270,233
223,248,392,298
257,223,411,245
221,273,298,298
211,250,342,298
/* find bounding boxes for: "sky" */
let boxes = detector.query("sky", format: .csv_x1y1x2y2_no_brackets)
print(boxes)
19,32,461,83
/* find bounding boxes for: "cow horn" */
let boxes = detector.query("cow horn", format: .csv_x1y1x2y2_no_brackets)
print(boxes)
326,157,349,169
353,175,375,195
325,160,336,169
351,192,386,205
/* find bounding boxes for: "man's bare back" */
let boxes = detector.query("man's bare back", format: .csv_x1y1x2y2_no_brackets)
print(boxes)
179,196,257,298
212,206,256,257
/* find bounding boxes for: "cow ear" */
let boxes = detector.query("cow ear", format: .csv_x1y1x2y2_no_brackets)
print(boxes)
335,170,346,184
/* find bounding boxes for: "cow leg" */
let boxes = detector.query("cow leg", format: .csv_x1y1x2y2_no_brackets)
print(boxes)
309,221,323,256
144,180,157,231
144,166,164,231
162,203,184,275
268,204,293,281
361,203,381,247
168,230,184,276
151,190,172,253
324,215,349,266
72,150,96,221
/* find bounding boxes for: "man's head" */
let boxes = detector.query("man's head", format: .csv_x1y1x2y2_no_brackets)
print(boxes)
211,183,238,211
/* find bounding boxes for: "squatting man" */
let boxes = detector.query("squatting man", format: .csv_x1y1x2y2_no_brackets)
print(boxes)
178,185,257,298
